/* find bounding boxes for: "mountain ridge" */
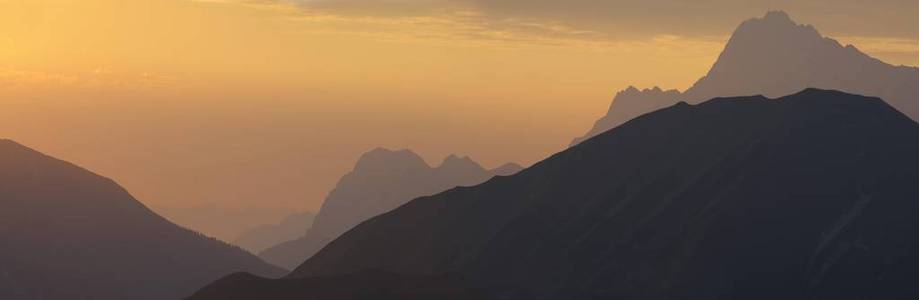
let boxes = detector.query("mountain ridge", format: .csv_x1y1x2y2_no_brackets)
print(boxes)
572,10,919,145
0,139,285,300
234,212,316,254
191,89,919,299
258,147,521,269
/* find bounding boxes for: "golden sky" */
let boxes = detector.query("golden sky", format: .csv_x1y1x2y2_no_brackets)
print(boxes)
2,0,918,239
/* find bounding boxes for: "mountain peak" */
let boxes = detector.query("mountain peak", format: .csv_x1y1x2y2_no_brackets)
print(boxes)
442,154,469,163
353,147,429,172
744,10,807,31
1,141,285,299
731,10,820,43
575,11,918,150
438,154,484,171
681,10,881,102
266,90,919,300
762,10,793,24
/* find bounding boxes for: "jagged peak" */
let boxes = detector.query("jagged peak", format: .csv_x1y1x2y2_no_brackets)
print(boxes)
733,10,820,39
353,147,430,172
616,86,681,97
438,154,485,172
762,10,793,24
440,154,475,165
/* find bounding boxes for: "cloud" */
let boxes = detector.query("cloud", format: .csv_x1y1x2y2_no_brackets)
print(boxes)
197,0,919,68
249,0,919,39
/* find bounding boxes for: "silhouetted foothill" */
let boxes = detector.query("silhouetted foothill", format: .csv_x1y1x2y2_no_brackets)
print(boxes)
573,10,919,145
258,148,520,269
191,89,919,299
0,140,284,300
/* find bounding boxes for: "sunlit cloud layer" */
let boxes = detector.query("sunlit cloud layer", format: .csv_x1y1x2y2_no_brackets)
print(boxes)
261,0,919,38
222,0,919,65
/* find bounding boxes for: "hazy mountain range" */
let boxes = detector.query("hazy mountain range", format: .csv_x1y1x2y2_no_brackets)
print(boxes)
8,9,919,300
258,148,523,269
191,89,919,299
233,212,315,254
0,140,285,300
572,11,919,145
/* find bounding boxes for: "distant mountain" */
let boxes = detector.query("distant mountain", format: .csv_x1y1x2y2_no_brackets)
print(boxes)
234,212,315,254
573,11,919,145
571,86,681,146
0,140,285,300
191,89,919,299
258,148,519,269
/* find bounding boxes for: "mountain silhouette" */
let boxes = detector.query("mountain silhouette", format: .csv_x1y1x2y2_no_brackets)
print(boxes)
258,148,519,269
234,212,315,254
572,10,919,145
191,89,919,299
0,140,285,300
571,86,681,145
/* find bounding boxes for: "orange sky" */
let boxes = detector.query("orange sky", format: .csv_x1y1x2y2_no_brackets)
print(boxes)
2,0,918,240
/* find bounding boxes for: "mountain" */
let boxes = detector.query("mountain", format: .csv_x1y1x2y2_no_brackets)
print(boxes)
191,89,919,299
234,212,315,254
258,148,517,269
572,11,919,145
0,140,285,300
571,86,681,146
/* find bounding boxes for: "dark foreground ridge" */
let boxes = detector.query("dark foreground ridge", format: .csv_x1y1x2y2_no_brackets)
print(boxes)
191,89,919,299
0,140,285,300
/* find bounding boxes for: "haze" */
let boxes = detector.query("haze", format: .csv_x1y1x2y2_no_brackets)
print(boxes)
2,0,918,240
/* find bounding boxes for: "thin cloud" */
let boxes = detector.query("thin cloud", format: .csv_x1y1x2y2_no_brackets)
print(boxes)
234,0,919,39
195,0,919,67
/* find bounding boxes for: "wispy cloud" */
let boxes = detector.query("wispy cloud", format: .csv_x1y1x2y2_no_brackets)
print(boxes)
202,0,919,68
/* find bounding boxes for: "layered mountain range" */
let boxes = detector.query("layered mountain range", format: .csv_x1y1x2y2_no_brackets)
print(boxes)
192,89,919,299
572,11,919,145
0,140,285,300
234,212,315,254
258,149,522,269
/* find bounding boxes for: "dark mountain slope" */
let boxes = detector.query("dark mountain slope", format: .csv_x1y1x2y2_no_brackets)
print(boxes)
258,149,513,269
193,89,919,299
188,271,494,300
573,11,919,145
0,140,284,300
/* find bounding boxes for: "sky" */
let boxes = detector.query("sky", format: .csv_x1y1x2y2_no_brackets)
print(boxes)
1,0,918,240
